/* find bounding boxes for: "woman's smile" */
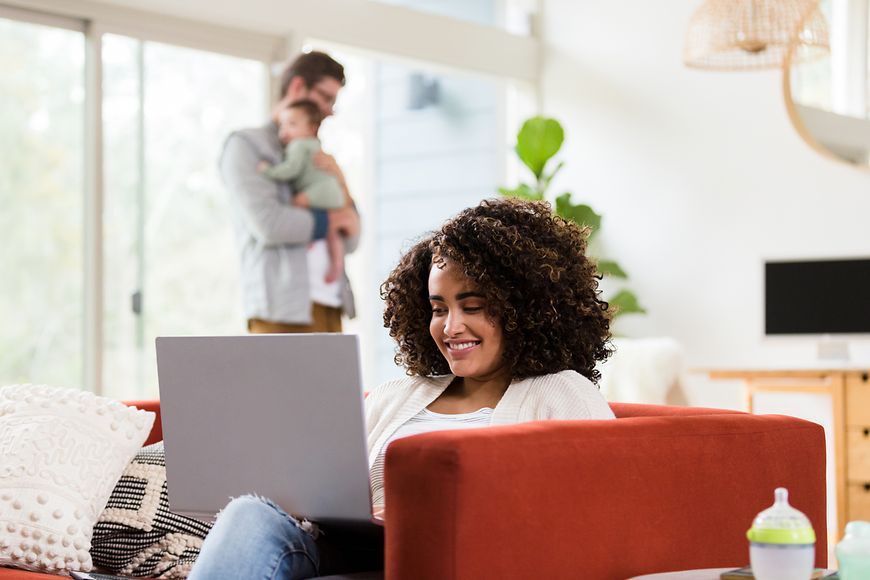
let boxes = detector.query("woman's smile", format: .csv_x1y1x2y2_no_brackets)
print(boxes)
428,260,506,383
444,340,482,357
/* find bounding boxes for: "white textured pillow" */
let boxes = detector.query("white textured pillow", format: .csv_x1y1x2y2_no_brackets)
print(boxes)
0,384,155,574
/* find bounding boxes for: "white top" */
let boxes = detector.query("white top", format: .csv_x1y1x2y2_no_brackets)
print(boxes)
369,407,493,506
306,240,342,307
364,369,616,505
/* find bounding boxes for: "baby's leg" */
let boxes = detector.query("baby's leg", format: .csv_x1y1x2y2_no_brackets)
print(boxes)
307,180,346,209
324,230,345,284
292,191,311,207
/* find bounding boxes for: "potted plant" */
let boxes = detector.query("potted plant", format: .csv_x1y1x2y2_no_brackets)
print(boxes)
499,116,644,318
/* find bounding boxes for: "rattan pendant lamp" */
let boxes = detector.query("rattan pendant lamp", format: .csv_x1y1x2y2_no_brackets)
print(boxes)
684,0,829,70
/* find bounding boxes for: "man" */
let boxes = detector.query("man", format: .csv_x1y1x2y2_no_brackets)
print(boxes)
220,51,360,333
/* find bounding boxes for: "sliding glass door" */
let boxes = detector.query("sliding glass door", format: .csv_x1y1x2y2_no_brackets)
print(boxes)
0,15,85,387
102,35,267,398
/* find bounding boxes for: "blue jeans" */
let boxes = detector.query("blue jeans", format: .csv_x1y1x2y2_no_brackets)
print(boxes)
189,495,382,580
189,495,319,580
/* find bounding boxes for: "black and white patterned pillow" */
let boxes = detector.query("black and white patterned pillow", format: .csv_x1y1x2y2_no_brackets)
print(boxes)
90,443,212,579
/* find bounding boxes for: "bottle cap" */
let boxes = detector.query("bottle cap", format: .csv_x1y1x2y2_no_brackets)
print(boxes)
838,520,870,555
746,487,816,545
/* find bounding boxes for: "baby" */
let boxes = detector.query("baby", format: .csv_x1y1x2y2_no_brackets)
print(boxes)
260,99,348,283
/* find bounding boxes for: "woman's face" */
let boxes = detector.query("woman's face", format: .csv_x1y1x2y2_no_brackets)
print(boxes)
428,259,507,382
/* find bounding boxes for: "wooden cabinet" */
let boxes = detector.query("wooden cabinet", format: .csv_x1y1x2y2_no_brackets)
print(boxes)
705,368,870,539
848,482,870,522
847,427,870,481
846,372,870,522
846,373,870,425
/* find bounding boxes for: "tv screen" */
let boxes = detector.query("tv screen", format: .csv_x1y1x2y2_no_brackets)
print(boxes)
765,258,870,335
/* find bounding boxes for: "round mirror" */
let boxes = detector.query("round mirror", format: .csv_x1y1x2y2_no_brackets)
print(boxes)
784,0,870,167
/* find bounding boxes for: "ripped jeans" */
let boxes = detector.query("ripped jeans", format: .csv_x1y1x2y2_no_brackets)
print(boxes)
188,495,383,580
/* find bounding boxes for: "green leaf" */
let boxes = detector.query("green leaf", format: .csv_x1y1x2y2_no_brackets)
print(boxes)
498,183,543,201
597,260,628,278
570,205,602,233
608,289,646,317
553,192,573,215
498,115,646,320
554,193,601,233
538,160,564,197
516,117,564,178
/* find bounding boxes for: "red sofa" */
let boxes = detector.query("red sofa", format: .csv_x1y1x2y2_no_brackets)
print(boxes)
1,401,826,580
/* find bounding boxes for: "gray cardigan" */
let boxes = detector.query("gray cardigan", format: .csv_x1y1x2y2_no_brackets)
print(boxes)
219,122,358,323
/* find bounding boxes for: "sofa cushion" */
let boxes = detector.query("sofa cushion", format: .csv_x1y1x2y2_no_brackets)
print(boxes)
90,443,211,579
0,569,63,579
0,384,154,575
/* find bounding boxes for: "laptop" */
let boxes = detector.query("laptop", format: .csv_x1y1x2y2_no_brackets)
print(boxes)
155,334,379,525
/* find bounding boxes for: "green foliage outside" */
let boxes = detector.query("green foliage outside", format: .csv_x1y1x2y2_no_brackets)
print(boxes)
0,19,263,395
0,20,85,387
499,116,645,318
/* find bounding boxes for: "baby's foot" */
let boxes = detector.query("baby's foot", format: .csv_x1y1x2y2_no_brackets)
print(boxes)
324,265,342,284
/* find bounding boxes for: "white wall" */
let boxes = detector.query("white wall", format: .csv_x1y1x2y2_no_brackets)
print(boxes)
541,0,870,409
369,62,502,386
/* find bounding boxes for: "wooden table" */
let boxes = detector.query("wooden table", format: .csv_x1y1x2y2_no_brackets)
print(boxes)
628,569,734,579
702,367,870,540
629,568,837,579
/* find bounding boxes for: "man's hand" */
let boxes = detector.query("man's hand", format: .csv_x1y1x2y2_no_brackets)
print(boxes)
314,151,346,185
292,192,311,208
328,206,360,239
256,160,271,173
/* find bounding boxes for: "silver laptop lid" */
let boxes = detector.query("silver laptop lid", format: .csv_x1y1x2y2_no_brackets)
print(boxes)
156,334,372,524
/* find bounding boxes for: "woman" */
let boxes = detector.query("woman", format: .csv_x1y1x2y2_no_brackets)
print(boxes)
189,198,615,580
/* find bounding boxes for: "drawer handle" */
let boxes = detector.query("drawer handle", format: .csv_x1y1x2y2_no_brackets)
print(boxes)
865,483,870,492
863,372,869,383
865,428,870,437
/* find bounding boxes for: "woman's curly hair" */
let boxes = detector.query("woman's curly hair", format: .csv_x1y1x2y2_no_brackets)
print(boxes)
380,197,613,384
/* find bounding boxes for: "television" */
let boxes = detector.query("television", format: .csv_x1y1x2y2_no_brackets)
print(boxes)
765,257,870,335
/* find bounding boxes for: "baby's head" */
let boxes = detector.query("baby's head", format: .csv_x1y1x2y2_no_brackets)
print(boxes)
277,99,323,143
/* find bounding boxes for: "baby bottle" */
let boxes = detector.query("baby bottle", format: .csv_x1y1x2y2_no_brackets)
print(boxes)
746,487,816,580
836,520,870,579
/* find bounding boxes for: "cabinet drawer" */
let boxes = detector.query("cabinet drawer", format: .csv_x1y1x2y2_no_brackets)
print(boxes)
848,482,870,521
846,372,870,426
848,427,870,481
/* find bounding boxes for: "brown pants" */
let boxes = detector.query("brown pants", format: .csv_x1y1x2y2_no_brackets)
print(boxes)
247,303,343,334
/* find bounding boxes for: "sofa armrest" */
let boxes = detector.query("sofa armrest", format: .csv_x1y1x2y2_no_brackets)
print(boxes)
611,402,743,418
383,414,826,580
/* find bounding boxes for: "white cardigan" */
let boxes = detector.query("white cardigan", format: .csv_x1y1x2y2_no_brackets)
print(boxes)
364,369,615,467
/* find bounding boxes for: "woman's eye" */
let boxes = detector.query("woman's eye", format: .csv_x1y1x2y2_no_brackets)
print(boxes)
464,306,483,313
431,307,446,315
